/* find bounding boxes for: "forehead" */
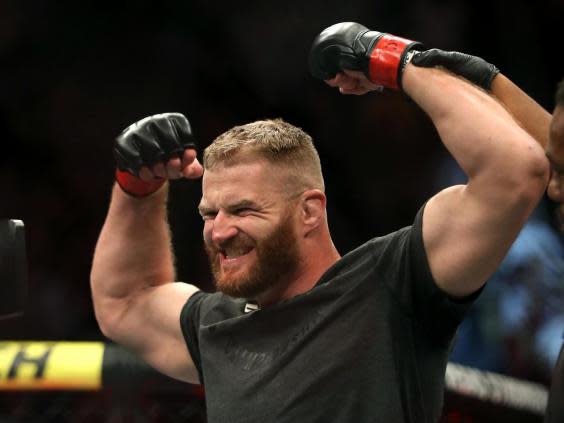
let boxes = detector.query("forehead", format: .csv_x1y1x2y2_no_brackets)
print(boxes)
547,106,564,166
201,159,286,206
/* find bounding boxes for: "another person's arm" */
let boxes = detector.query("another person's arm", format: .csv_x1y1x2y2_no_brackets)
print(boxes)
490,74,552,148
90,113,203,383
410,48,552,148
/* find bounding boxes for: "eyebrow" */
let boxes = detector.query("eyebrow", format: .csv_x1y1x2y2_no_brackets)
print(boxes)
197,204,211,216
198,199,260,215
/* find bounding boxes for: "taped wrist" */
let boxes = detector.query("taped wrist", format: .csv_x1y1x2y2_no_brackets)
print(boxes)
410,49,500,91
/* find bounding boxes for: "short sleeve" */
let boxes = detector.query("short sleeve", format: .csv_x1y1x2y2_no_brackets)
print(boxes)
378,204,480,344
413,204,481,329
180,290,207,384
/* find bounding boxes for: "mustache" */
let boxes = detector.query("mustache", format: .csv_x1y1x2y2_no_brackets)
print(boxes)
204,235,256,255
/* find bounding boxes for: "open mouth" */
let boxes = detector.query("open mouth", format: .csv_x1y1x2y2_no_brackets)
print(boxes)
219,247,254,265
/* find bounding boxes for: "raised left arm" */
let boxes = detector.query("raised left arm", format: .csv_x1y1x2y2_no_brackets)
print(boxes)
402,64,549,297
310,22,550,297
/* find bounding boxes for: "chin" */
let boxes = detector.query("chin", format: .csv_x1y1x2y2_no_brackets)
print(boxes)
215,272,263,299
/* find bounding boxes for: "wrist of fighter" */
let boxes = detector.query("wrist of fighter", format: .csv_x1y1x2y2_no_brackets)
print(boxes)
115,169,167,198
366,34,422,90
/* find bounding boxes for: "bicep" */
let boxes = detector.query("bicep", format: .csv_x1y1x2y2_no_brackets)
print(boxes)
422,184,528,297
105,282,201,384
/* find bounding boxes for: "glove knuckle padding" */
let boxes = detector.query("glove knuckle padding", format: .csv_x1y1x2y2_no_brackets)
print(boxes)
168,113,197,150
114,133,144,174
114,143,141,174
309,22,422,90
309,22,374,80
135,131,166,165
146,118,181,158
113,113,197,175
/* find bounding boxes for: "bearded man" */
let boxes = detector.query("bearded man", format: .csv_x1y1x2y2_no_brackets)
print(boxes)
90,23,549,422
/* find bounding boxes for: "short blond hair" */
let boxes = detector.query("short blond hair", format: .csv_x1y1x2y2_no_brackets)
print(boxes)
204,119,325,192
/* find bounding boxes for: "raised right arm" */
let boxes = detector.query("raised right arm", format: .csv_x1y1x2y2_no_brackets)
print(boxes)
90,113,203,383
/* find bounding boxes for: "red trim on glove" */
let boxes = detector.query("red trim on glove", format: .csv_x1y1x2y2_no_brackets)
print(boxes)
115,169,166,197
368,34,416,90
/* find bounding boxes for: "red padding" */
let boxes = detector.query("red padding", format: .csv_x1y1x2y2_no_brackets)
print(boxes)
115,169,166,197
368,34,415,89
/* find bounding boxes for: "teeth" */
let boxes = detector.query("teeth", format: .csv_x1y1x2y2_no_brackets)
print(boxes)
224,248,251,258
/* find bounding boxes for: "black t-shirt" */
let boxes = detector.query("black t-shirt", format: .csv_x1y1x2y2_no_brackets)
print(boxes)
180,206,476,423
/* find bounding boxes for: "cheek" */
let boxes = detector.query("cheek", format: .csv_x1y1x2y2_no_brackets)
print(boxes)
238,219,271,239
203,222,213,244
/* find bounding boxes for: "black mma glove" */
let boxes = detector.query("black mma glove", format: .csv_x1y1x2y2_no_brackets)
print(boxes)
113,113,197,197
309,22,423,90
411,49,500,91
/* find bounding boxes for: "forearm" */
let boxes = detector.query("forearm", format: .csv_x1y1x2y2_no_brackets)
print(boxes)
491,74,552,149
91,184,175,310
402,64,547,189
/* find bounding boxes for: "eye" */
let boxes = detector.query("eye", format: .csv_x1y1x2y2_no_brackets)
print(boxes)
234,207,253,216
201,212,217,221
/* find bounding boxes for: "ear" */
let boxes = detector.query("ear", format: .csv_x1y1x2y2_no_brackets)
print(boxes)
299,189,326,237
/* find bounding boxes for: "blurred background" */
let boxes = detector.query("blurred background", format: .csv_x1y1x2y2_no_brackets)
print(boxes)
1,0,563,420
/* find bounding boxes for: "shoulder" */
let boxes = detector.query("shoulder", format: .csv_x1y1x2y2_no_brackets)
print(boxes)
317,222,418,290
365,205,425,269
181,290,249,326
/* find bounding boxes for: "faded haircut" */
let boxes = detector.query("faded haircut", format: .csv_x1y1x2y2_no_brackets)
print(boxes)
203,119,325,192
556,78,564,107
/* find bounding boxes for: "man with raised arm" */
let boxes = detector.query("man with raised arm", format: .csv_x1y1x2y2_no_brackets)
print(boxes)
399,46,564,421
91,22,548,422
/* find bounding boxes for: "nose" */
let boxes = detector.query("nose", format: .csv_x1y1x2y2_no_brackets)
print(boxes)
547,172,563,203
205,211,238,245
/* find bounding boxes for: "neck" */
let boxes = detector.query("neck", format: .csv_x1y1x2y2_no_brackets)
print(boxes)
256,237,340,308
